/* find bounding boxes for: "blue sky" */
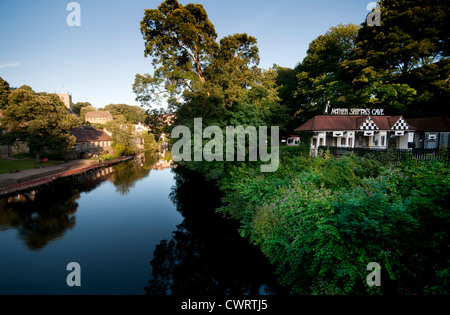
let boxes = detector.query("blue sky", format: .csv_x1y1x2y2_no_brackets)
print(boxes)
0,0,370,108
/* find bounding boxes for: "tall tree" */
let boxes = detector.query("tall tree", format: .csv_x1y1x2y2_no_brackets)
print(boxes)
346,0,450,116
134,0,278,115
134,0,218,106
355,0,449,75
293,24,360,121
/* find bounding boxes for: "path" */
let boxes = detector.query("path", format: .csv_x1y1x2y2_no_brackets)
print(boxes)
0,159,98,189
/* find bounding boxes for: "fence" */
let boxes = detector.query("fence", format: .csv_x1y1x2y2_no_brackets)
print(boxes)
318,146,450,165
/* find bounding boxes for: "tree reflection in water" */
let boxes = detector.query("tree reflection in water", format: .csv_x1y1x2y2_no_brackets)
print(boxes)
112,150,169,195
0,171,113,250
146,166,287,296
0,150,172,251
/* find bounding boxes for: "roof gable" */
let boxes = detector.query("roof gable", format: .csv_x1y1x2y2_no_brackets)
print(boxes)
359,117,379,130
390,117,409,130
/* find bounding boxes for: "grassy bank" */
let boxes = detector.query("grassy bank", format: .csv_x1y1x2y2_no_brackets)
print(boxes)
214,147,450,295
0,159,65,174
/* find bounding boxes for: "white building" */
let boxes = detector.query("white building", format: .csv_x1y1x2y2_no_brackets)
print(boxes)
295,115,415,156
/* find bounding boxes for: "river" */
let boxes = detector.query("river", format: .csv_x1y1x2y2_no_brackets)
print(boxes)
0,151,284,295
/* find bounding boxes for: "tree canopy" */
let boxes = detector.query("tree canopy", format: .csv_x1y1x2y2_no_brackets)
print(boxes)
134,0,277,117
0,85,76,161
276,0,450,127
102,104,147,124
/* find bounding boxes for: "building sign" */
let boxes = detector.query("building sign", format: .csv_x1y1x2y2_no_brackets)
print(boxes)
329,108,385,116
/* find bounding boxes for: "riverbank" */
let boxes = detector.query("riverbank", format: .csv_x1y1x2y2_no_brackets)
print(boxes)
0,156,134,196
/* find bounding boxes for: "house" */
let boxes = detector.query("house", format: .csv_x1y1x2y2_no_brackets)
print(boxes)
85,111,113,124
406,117,450,149
295,115,415,156
71,126,113,158
134,122,150,133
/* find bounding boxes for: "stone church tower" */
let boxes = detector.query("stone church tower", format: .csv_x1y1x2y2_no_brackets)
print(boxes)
57,88,73,112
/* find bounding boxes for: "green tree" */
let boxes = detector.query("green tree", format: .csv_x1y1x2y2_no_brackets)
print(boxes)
134,0,278,114
0,86,76,162
293,24,360,120
105,116,138,156
72,102,92,116
103,104,147,124
145,107,173,140
80,106,96,122
356,0,449,75
134,0,218,105
135,0,284,179
345,0,450,116
0,77,10,110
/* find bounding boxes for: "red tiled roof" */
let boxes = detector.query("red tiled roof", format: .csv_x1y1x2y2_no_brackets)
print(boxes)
295,115,412,132
405,117,450,132
85,111,113,119
71,126,113,142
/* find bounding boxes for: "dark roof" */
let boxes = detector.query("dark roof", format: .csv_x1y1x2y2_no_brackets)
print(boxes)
85,111,113,119
295,115,412,132
71,126,113,142
405,117,450,132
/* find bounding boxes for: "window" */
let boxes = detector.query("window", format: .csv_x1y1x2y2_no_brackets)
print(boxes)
381,136,386,146
348,138,353,147
341,138,346,146
374,135,379,146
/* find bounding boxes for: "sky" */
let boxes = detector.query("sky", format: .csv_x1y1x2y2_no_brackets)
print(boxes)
0,0,371,109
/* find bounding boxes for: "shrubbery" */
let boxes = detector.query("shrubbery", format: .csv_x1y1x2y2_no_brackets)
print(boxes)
216,148,450,294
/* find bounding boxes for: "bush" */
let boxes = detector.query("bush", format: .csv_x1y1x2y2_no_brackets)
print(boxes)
216,150,450,295
11,153,32,159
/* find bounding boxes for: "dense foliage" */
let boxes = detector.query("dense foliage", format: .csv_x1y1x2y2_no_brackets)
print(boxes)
0,84,77,161
216,149,450,294
278,0,450,127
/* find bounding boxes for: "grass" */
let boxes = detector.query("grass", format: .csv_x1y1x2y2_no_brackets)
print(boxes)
0,159,64,174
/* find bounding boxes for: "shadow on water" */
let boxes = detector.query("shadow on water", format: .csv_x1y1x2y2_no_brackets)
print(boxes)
0,150,287,295
0,168,115,250
145,166,288,296
0,151,163,251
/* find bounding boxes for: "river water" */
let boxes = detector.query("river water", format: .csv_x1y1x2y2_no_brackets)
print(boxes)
0,151,283,295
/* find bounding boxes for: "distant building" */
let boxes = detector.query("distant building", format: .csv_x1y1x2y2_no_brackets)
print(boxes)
85,111,113,124
406,117,450,149
134,122,150,133
71,126,113,159
57,92,73,112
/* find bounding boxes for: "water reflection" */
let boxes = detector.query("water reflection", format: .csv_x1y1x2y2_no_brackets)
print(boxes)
0,150,168,251
146,166,286,296
113,150,173,195
0,171,111,250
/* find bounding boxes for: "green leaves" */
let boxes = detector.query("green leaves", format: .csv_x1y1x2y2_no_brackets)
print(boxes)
0,85,76,160
216,149,450,294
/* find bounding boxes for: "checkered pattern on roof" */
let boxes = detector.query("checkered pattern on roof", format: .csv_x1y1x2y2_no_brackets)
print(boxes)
391,117,409,130
359,117,379,130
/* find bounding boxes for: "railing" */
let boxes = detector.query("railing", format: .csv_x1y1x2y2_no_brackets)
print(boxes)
318,146,450,165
